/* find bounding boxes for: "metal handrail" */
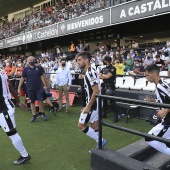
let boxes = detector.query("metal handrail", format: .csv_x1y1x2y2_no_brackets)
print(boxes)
96,94,170,149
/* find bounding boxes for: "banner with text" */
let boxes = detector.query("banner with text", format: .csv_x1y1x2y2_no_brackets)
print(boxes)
58,9,110,36
26,24,58,43
6,34,26,48
111,0,170,24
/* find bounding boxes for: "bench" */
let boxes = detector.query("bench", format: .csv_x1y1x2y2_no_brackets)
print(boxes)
116,102,140,123
116,102,159,123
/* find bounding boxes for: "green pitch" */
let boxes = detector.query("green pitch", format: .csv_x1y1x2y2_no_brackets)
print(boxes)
0,104,151,170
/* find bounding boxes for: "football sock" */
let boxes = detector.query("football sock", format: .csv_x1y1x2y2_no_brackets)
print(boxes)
9,133,28,157
83,126,98,142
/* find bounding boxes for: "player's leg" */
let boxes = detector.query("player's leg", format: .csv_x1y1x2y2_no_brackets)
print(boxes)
145,123,170,155
0,109,31,164
90,110,107,148
78,111,98,141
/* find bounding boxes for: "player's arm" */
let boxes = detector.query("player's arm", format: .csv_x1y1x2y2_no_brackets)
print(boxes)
9,80,27,109
17,77,25,93
84,84,100,113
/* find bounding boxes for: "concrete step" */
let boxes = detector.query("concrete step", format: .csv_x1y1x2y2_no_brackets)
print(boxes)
143,152,170,170
117,138,157,161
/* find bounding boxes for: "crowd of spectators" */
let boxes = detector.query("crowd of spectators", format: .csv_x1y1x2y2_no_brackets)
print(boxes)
0,40,170,87
0,0,105,39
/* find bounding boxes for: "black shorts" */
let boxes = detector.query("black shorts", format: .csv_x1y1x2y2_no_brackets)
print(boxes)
28,88,44,103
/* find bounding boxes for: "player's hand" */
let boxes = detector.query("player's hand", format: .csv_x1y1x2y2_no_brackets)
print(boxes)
17,89,21,95
18,102,27,110
156,109,169,118
82,106,91,114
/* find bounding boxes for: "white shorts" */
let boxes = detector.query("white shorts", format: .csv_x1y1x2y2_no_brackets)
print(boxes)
79,110,98,124
148,123,170,139
0,108,16,133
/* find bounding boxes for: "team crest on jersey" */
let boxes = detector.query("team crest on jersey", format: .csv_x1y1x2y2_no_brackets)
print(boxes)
91,78,97,82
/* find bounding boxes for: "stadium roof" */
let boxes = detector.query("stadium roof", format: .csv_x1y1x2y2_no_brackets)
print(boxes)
0,0,44,18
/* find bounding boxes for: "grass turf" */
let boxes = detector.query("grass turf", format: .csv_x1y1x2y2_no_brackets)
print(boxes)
0,104,152,170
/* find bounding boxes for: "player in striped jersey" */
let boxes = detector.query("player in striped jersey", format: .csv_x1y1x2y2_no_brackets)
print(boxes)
145,64,170,155
77,52,107,148
0,68,31,164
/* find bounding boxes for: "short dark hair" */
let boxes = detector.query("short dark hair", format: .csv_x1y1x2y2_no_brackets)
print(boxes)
60,58,66,62
145,64,160,74
155,54,160,58
77,52,91,62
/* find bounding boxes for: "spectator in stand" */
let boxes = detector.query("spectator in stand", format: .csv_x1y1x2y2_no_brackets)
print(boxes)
144,49,150,59
134,50,143,63
128,59,145,76
163,41,170,56
112,53,118,65
152,47,158,60
70,41,76,54
129,49,135,59
143,53,154,69
132,40,139,49
124,53,133,72
114,58,124,75
79,41,84,52
120,45,128,59
154,54,165,71
56,46,61,57
158,49,165,61
84,41,89,51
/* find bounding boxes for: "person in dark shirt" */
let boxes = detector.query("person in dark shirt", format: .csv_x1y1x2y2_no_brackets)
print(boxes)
154,54,165,71
128,59,145,76
18,56,47,122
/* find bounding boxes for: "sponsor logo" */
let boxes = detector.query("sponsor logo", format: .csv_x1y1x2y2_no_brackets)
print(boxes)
33,28,58,40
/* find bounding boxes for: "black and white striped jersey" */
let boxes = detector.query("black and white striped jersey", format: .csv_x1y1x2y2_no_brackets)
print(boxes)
156,79,170,105
0,69,12,112
156,79,170,124
84,66,100,110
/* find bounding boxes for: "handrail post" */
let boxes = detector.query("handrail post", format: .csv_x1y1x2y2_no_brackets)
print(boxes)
98,97,103,149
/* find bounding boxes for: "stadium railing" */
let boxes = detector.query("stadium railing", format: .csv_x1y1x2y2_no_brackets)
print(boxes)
95,94,170,149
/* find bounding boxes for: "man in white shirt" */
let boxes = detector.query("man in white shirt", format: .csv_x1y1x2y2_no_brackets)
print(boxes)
55,58,71,113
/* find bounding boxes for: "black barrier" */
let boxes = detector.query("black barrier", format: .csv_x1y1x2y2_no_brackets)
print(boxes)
96,94,170,150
